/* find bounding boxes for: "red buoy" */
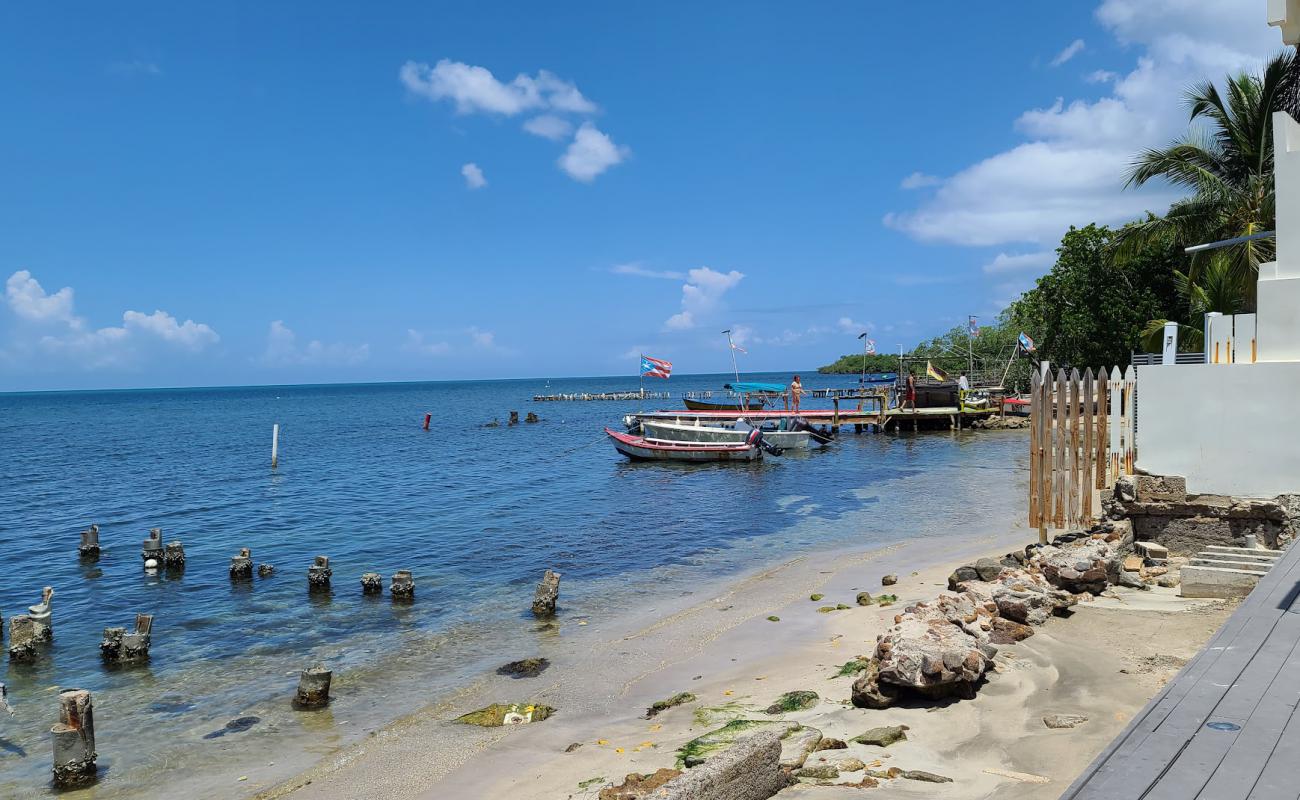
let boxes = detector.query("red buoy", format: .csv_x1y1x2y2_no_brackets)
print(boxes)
423,413,431,431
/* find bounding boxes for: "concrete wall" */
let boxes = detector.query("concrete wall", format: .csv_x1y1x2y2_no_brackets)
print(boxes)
1136,363,1300,497
1258,114,1300,361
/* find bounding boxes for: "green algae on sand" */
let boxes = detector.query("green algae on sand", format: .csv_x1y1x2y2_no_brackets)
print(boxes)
645,692,696,719
765,690,819,714
677,719,799,767
454,703,555,727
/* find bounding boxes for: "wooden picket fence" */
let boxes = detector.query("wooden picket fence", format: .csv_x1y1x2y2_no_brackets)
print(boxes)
1028,366,1137,542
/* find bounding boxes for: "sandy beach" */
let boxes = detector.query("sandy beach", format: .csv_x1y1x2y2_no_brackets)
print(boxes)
255,525,1231,800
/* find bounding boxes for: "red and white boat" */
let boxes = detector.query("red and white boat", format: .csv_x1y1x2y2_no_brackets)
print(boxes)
604,428,763,462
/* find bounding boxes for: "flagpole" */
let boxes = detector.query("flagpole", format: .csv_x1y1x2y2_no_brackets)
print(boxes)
966,317,975,380
723,329,740,384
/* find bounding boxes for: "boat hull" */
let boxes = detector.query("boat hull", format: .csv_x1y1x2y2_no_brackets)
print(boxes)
683,398,748,412
640,420,810,449
605,428,761,462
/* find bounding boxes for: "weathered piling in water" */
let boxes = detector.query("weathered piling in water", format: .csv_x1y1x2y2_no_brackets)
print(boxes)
525,412,539,423
294,666,332,708
100,614,153,663
258,564,276,578
360,572,382,594
141,528,164,568
51,689,97,788
271,423,280,469
230,548,253,581
423,413,432,431
29,587,53,642
307,556,332,590
78,524,101,559
390,570,414,602
509,410,520,425
532,570,561,617
164,540,185,570
8,616,37,662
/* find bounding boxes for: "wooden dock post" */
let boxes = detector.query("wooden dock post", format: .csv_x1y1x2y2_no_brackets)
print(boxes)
1082,368,1095,524
1068,368,1081,528
1053,369,1067,529
271,423,280,469
51,689,96,788
1029,371,1040,532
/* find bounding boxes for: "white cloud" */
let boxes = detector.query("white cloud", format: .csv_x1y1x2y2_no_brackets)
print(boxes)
468,326,496,348
399,59,596,116
6,270,79,326
900,172,941,190
982,251,1057,275
1050,39,1086,67
611,263,685,280
262,320,368,366
664,267,745,331
884,0,1274,248
461,162,487,189
405,329,451,356
558,123,629,182
1086,69,1119,84
3,270,219,368
523,114,574,141
837,317,873,334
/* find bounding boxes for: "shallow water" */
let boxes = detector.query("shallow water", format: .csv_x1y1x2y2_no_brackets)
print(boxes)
0,373,1026,795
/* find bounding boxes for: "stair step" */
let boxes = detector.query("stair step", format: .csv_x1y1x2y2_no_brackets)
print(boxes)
1203,545,1282,559
1180,564,1268,599
1194,552,1280,565
1189,557,1271,573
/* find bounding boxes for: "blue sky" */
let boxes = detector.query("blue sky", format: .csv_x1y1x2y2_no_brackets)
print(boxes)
0,1,1282,390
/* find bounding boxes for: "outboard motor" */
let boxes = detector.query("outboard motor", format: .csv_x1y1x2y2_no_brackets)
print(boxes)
790,417,834,445
746,427,783,457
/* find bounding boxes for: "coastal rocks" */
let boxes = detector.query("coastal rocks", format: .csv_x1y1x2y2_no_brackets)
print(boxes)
645,692,695,718
870,598,996,702
764,690,818,715
836,757,866,772
856,592,873,606
497,658,550,678
1033,539,1119,594
1043,713,1088,729
881,574,898,586
454,703,555,727
230,548,253,581
990,617,1035,643
659,729,794,800
599,769,682,800
360,572,382,594
902,770,953,783
809,593,824,601
677,720,820,769
970,416,1030,430
956,570,1075,626
794,764,839,780
531,569,561,617
814,738,847,751
850,660,898,710
852,725,908,747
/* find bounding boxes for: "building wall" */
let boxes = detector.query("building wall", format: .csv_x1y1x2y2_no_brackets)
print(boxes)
1136,363,1300,497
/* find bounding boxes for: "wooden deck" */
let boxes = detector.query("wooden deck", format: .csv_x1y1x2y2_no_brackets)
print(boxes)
1063,542,1300,799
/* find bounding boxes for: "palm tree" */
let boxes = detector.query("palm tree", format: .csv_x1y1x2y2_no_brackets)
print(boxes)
1118,49,1295,312
1140,259,1250,352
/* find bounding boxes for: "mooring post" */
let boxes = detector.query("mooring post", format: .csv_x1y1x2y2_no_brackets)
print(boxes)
294,665,332,708
271,423,280,469
258,563,276,578
390,570,414,602
307,556,332,590
8,616,37,662
141,528,164,568
78,524,101,559
531,569,561,617
164,540,185,570
230,548,253,581
51,689,97,788
360,572,382,595
29,587,53,642
509,410,519,426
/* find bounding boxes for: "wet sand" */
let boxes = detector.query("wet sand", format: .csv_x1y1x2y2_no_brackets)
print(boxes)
256,526,1231,800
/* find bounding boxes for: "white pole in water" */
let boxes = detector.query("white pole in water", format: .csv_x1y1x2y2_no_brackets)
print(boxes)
271,424,279,469
722,329,740,384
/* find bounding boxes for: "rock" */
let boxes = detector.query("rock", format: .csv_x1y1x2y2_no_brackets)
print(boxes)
948,565,979,589
454,703,554,727
202,716,261,740
871,599,995,701
990,617,1035,643
958,569,1075,626
850,659,898,709
814,738,847,751
1115,475,1137,502
817,606,837,613
1158,574,1181,588
678,720,798,768
866,768,902,780
1033,539,1120,595
646,692,696,718
525,412,540,424
902,770,953,783
881,574,898,586
1135,474,1187,503
564,742,582,753
600,769,682,800
836,603,851,610
876,594,898,606
836,757,866,772
496,658,550,678
766,616,781,622
852,725,909,747
659,729,794,799
856,592,874,606
795,765,839,780
974,557,1004,581
1043,713,1089,729
764,690,819,714
810,593,824,601
1123,555,1143,572
843,777,881,789
779,725,824,769
257,564,275,578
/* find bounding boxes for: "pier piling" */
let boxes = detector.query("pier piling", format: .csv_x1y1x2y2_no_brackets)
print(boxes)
509,410,520,426
164,540,185,570
390,570,414,602
78,524,100,559
271,423,280,469
360,572,382,595
100,614,153,663
8,616,37,662
531,569,561,617
294,666,332,708
29,587,53,642
141,528,164,568
308,556,332,590
51,689,97,788
423,413,432,431
258,563,276,578
230,548,253,581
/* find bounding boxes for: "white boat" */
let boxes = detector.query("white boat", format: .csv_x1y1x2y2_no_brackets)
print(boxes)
605,428,763,462
639,419,813,450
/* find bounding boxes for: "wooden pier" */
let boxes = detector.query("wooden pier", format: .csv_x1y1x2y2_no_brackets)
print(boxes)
1063,541,1300,799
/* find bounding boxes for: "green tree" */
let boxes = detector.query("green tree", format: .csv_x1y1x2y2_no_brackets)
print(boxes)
817,353,900,375
1119,50,1295,310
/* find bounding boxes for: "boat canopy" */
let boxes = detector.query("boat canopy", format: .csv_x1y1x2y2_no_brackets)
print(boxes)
724,382,786,394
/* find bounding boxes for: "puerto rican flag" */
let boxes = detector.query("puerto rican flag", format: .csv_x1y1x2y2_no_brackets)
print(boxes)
640,355,672,379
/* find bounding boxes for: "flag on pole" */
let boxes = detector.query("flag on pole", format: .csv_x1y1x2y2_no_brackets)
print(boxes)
640,355,672,379
926,360,950,381
968,315,980,337
865,339,877,355
1017,332,1036,353
729,340,747,354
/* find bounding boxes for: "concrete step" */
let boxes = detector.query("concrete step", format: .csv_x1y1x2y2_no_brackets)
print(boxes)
1189,556,1272,573
1181,564,1267,599
1202,545,1283,560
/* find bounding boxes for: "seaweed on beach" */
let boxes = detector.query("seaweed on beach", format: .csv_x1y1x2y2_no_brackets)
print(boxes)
833,657,872,678
691,700,749,727
645,692,696,719
764,690,819,714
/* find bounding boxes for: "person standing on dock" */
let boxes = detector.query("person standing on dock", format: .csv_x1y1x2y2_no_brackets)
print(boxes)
904,372,916,411
789,375,804,414
958,372,970,391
